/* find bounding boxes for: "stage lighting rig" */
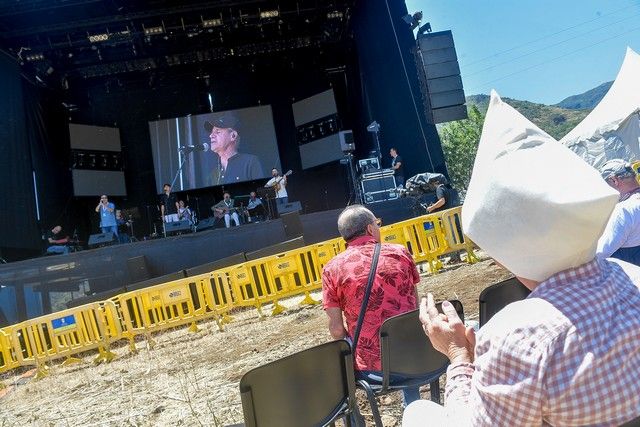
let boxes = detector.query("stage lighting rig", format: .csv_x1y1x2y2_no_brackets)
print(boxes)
143,25,164,36
202,18,223,28
327,11,344,20
25,52,44,62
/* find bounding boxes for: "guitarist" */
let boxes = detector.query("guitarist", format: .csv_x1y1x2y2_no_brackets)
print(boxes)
265,168,290,205
212,192,241,228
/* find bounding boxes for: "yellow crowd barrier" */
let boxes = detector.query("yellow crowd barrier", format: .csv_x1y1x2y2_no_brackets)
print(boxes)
379,214,448,273
114,274,219,350
0,209,478,375
0,328,19,374
438,207,479,264
5,301,121,377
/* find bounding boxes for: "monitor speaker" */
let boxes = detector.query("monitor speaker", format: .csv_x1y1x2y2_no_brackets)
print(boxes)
164,220,192,235
277,201,302,215
88,232,115,248
280,211,304,240
196,217,217,232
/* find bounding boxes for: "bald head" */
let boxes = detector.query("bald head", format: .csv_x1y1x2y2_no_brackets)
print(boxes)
337,205,377,241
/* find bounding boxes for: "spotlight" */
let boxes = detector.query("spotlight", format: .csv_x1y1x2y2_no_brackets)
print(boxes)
202,18,223,28
417,22,432,35
88,33,110,43
260,9,279,19
25,53,44,61
402,11,423,31
144,25,164,35
327,11,344,19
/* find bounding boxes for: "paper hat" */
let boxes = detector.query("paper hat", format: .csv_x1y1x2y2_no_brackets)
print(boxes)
462,91,618,281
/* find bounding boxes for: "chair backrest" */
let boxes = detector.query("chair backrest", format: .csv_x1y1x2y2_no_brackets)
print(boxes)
620,414,640,427
239,340,356,427
479,277,530,327
380,301,464,381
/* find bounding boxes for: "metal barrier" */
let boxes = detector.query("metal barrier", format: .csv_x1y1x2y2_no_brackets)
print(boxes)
0,211,479,375
114,275,214,350
0,328,19,374
438,207,478,264
379,215,448,273
6,301,121,377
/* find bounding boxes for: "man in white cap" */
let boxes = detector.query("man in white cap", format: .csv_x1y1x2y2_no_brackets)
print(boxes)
597,159,640,265
403,92,640,426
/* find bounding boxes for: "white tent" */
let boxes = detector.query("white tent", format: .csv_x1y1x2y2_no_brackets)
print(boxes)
560,47,640,169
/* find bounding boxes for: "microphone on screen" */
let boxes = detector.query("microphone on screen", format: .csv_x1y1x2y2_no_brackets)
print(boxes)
179,143,209,153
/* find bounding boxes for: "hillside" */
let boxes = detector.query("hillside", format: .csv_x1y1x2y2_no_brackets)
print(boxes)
465,94,590,140
555,81,612,110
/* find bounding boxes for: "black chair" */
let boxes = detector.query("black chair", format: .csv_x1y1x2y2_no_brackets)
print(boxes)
479,277,531,327
621,415,640,427
357,300,464,427
238,340,358,427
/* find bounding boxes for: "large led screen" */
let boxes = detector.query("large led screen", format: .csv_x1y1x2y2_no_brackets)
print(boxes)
149,105,282,193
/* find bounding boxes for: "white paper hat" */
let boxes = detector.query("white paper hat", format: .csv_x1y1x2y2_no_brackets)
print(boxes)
462,91,619,281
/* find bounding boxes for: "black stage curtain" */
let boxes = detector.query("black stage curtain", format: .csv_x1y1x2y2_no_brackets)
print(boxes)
0,51,41,254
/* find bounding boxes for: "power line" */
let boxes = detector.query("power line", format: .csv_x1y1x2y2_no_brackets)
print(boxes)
465,10,640,78
468,24,640,93
463,0,639,68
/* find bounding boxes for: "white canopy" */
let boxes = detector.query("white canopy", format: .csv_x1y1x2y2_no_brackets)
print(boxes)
560,47,640,169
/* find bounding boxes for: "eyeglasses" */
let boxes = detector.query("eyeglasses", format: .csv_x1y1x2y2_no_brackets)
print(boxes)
375,218,382,226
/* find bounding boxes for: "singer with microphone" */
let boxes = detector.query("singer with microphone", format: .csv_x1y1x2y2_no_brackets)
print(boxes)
203,111,264,186
95,195,118,237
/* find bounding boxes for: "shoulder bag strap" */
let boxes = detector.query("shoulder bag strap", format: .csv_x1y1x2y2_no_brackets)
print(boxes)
351,242,381,353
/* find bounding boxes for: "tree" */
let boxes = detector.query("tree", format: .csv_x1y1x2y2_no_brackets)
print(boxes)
439,105,484,196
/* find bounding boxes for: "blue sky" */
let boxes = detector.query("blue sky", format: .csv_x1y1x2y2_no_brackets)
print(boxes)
404,0,640,104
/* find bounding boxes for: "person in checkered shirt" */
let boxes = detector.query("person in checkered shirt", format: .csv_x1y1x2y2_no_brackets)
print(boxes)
403,92,640,426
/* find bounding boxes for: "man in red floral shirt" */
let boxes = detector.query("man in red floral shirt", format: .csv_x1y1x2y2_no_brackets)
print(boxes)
322,205,421,405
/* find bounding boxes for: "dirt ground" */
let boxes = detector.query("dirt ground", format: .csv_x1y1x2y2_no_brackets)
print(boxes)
0,252,511,427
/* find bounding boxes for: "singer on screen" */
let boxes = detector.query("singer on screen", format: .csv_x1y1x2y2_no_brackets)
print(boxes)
204,112,264,185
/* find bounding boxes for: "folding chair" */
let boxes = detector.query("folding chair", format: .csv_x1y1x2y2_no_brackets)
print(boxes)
238,339,358,427
357,300,464,427
478,277,530,327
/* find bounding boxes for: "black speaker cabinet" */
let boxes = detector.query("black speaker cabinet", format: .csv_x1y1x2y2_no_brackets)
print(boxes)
127,255,151,283
280,211,304,240
277,201,302,215
196,217,217,232
164,220,192,235
88,232,115,248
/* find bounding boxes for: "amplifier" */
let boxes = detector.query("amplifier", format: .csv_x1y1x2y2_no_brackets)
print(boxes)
164,220,192,235
364,189,400,204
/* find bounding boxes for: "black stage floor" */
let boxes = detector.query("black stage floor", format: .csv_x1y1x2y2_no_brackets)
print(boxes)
0,198,416,325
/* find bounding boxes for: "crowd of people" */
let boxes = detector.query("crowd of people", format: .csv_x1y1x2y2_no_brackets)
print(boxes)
322,93,640,426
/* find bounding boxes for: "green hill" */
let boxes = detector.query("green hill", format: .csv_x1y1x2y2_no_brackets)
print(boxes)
555,81,612,110
465,94,590,140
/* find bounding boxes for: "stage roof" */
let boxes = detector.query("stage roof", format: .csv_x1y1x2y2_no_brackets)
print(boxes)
0,0,354,85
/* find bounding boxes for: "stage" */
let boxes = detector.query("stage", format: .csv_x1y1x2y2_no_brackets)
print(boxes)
0,198,417,325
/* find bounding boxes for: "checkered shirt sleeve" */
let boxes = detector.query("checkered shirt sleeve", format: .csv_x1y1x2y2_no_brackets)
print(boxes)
443,259,640,426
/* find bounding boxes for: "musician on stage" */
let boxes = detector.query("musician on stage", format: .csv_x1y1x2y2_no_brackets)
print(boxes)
46,225,70,255
213,192,241,228
160,183,179,223
247,191,266,222
178,200,193,223
95,195,118,236
116,210,132,243
265,168,288,205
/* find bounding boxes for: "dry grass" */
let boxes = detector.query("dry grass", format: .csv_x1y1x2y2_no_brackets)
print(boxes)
0,252,511,426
